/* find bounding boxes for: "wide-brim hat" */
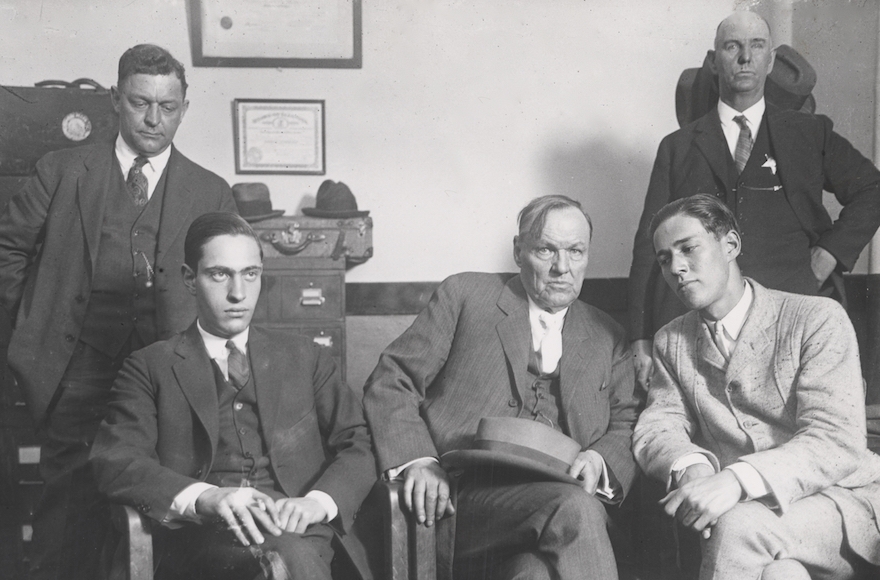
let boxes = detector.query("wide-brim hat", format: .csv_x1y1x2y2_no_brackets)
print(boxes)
232,183,285,222
302,180,369,218
441,417,583,485
675,44,817,128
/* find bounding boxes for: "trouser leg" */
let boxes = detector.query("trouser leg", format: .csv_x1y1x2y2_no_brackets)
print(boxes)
29,341,127,580
700,495,868,580
453,469,618,580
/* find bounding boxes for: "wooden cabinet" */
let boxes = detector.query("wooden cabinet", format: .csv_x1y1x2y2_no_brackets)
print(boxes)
251,215,373,381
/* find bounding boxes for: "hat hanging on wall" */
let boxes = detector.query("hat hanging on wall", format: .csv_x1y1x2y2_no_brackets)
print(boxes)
441,417,584,485
232,183,285,222
302,180,370,218
675,44,817,128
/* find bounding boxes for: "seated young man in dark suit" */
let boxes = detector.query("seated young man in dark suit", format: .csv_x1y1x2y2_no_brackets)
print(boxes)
91,212,376,580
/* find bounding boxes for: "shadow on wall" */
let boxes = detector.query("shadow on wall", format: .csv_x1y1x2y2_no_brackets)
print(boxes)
540,136,655,278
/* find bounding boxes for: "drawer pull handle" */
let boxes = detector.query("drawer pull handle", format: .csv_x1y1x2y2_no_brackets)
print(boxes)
300,288,325,307
18,446,40,465
18,480,44,486
313,335,333,348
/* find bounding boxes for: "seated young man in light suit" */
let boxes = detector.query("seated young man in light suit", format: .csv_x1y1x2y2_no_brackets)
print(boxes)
634,194,880,580
90,212,376,580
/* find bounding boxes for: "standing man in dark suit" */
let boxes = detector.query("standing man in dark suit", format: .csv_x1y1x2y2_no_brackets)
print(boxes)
0,44,235,580
90,212,376,580
628,11,880,389
363,195,639,580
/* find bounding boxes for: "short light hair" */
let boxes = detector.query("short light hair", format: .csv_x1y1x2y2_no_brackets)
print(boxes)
649,194,740,240
184,212,263,270
517,195,593,242
118,44,188,96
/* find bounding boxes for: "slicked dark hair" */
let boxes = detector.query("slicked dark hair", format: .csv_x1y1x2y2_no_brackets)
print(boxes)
650,194,740,239
118,44,188,96
517,195,593,242
184,212,263,270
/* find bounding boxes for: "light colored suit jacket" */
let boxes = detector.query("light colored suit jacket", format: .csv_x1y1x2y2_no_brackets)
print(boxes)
634,279,880,564
0,140,236,423
90,324,377,577
363,272,639,496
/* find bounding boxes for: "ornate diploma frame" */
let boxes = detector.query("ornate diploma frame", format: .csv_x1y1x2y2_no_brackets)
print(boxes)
233,99,326,175
189,0,362,68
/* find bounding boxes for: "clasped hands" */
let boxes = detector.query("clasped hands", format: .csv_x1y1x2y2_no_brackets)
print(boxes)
401,450,605,527
195,487,327,546
660,463,742,539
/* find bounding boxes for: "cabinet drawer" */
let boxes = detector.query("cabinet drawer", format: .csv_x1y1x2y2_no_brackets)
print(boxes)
255,272,344,323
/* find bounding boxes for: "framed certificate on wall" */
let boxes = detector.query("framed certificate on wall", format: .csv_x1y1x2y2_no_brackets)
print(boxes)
233,99,325,175
190,0,361,68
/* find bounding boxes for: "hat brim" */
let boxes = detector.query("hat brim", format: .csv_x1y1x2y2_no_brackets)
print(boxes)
242,210,286,223
441,449,582,486
302,208,370,218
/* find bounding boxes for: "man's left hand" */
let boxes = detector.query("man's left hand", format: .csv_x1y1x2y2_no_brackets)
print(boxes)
275,497,327,534
660,469,742,538
568,449,604,494
810,246,837,288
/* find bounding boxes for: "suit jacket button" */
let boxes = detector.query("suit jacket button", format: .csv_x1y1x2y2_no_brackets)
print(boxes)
65,334,75,342
508,399,517,407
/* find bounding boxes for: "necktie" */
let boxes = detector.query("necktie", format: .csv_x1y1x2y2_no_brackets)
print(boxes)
733,115,753,174
226,340,250,389
538,314,562,374
127,156,149,207
712,321,731,362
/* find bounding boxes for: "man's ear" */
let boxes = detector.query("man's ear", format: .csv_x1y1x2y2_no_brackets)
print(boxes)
110,85,121,113
512,236,523,267
724,229,742,261
182,264,197,295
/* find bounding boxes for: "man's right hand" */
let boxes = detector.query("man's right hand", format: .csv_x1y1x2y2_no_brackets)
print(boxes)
402,459,455,527
632,339,654,391
195,487,282,546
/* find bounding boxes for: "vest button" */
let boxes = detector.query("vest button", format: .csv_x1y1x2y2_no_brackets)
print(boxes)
508,399,517,407
239,428,246,435
234,403,243,411
65,334,75,342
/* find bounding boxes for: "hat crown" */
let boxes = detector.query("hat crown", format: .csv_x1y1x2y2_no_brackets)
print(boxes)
315,180,359,212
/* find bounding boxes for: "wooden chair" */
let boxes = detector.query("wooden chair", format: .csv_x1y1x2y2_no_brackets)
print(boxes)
108,480,439,580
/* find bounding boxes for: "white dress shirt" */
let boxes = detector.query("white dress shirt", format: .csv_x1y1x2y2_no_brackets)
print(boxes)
717,98,765,159
671,282,773,502
164,322,338,525
114,134,171,200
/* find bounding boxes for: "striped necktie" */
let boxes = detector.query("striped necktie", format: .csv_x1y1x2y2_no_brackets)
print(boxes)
226,340,250,389
733,115,753,174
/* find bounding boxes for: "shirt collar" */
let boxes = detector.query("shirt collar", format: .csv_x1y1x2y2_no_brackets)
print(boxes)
717,98,765,135
709,281,753,341
114,133,172,178
526,295,567,349
196,320,249,360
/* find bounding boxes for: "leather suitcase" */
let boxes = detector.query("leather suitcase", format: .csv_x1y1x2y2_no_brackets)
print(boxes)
253,215,374,264
0,79,118,176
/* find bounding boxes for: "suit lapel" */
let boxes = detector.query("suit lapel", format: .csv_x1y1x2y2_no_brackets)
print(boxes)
156,147,196,266
693,109,736,197
558,301,601,414
248,327,282,445
495,277,533,403
725,281,777,389
78,142,116,273
696,316,728,373
764,105,812,229
172,324,220,458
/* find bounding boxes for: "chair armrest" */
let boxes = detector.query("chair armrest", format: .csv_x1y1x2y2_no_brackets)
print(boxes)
380,479,437,580
109,504,153,580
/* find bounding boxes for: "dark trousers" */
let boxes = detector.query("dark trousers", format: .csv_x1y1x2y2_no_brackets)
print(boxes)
156,521,336,580
29,339,135,580
452,468,618,580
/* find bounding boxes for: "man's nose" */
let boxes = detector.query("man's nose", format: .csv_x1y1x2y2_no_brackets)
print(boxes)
738,45,752,64
144,104,159,126
228,276,246,302
552,251,571,274
670,253,688,275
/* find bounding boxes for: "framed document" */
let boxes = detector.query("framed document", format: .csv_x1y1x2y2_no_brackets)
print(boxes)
189,0,361,68
233,99,325,175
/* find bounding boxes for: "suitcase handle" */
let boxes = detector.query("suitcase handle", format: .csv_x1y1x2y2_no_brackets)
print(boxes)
34,78,107,91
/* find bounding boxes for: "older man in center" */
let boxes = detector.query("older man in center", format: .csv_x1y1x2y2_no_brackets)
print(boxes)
363,195,639,580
